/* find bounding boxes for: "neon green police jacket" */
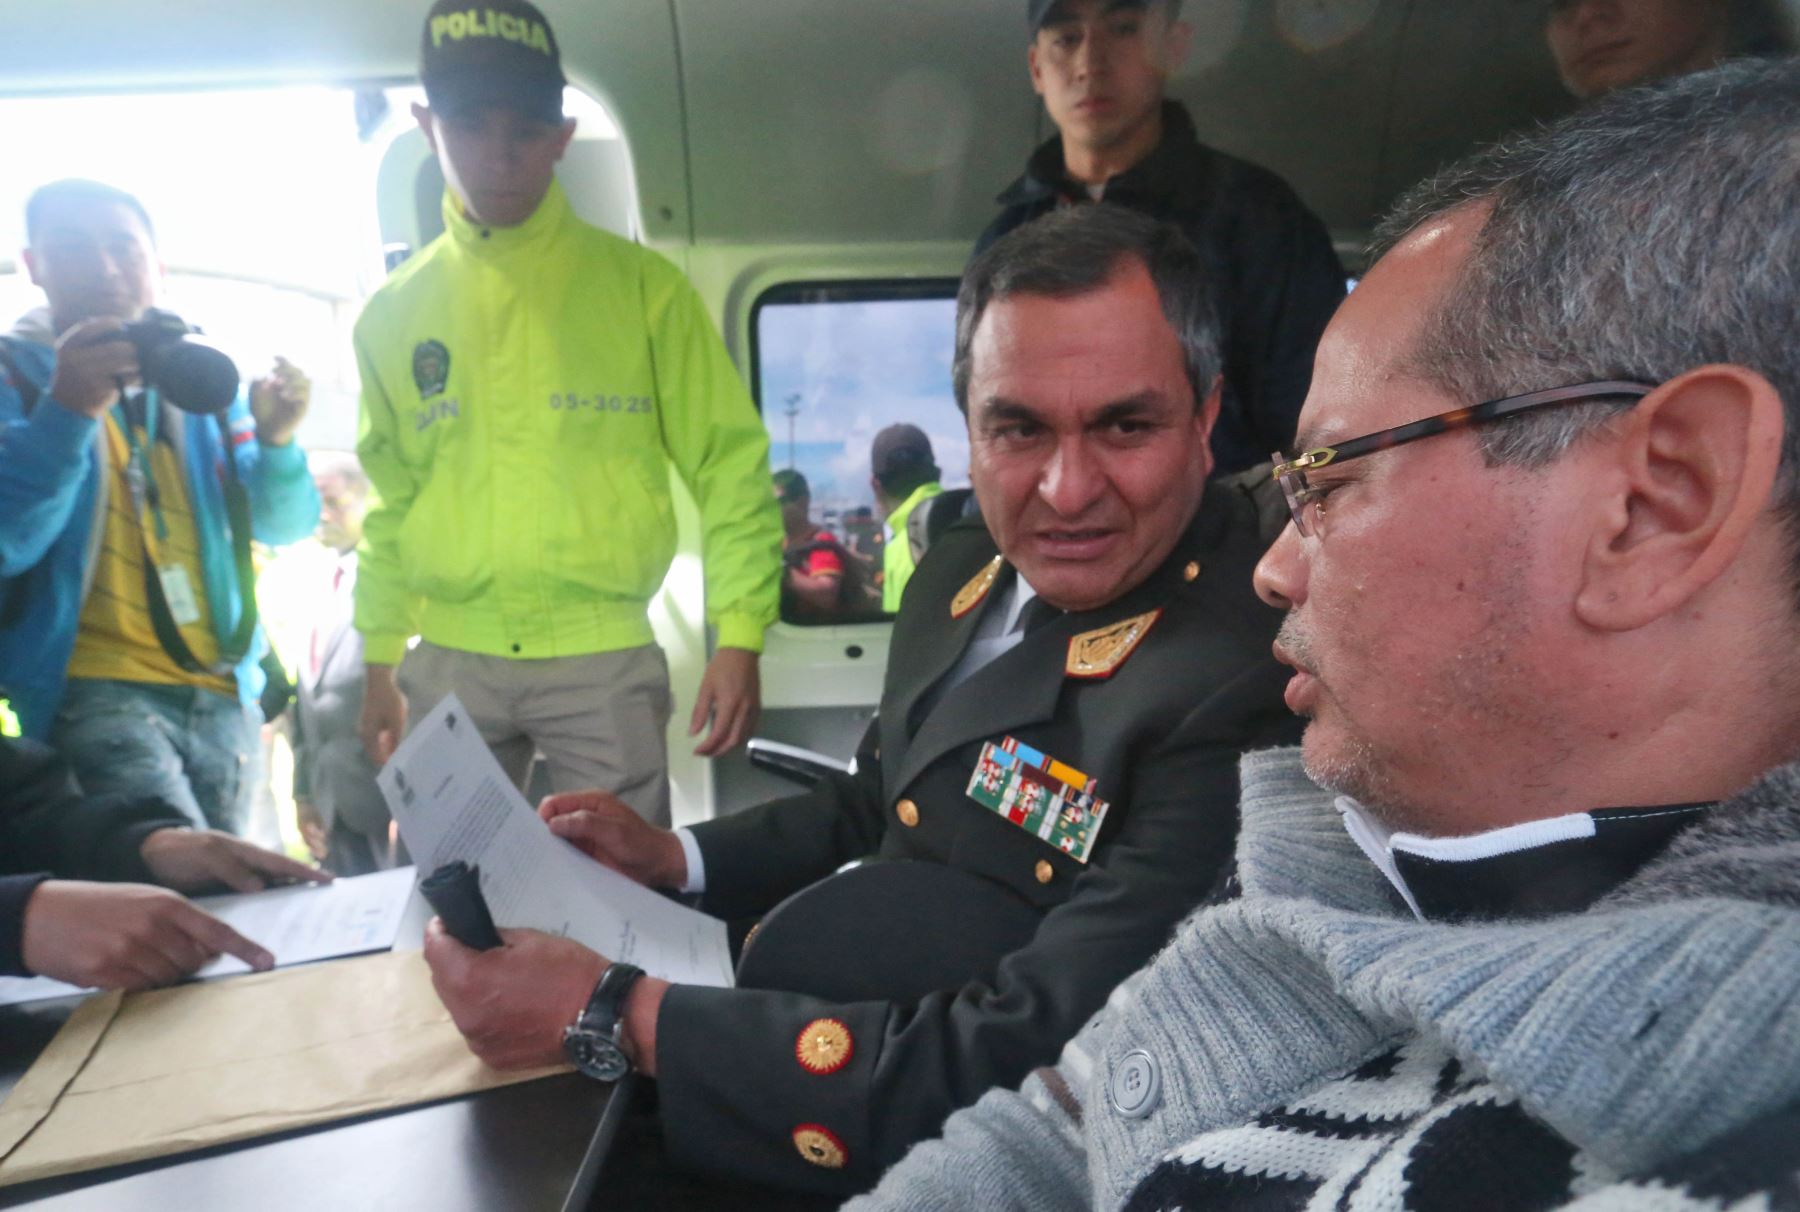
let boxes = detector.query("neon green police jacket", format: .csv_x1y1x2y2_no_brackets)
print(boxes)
352,180,781,666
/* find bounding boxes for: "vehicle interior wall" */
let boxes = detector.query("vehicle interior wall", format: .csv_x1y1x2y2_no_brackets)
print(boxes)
0,0,1619,819
2,1,1582,244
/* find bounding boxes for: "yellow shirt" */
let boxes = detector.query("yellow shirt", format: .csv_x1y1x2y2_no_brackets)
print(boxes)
65,412,236,695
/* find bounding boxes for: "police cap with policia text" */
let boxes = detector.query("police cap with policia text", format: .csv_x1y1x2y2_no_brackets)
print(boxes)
420,0,567,125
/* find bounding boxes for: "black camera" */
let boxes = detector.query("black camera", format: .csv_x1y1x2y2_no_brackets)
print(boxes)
120,308,240,415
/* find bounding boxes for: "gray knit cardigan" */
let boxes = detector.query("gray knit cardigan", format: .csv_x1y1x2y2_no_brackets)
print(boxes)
848,746,1800,1211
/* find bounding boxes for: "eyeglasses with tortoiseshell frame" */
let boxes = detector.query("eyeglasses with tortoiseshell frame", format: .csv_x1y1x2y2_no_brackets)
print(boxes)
1269,380,1656,537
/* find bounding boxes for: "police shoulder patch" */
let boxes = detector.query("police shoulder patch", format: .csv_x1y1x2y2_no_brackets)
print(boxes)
412,339,451,399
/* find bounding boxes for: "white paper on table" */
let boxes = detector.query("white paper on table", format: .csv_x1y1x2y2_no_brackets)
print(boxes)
376,693,734,988
0,867,419,1007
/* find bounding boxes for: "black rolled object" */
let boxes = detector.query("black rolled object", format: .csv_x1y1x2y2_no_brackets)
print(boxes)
420,860,504,951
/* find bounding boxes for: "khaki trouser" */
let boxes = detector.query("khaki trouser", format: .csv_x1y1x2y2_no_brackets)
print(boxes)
397,641,673,826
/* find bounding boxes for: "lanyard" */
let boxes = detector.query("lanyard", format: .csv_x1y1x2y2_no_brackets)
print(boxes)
117,399,262,678
115,392,170,543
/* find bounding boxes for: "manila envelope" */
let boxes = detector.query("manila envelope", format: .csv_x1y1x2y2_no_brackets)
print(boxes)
0,949,567,1187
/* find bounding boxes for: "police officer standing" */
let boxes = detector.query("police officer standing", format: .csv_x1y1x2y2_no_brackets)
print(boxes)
980,0,1346,476
354,0,783,823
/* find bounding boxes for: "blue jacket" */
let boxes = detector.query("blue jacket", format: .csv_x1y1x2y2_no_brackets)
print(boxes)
0,334,320,738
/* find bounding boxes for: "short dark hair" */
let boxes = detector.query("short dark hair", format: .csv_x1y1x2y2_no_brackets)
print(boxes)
25,179,156,246
773,468,810,503
953,205,1221,414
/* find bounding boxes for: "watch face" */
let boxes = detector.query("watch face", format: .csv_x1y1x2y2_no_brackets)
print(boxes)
565,1029,630,1083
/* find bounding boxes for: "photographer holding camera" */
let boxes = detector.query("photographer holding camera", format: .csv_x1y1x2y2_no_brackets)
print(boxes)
0,178,320,835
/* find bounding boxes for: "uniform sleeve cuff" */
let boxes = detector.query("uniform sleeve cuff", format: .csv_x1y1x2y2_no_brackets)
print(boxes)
713,615,766,653
675,827,707,894
361,634,411,666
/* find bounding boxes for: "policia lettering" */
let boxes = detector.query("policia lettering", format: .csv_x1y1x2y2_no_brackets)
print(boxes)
428,8,552,55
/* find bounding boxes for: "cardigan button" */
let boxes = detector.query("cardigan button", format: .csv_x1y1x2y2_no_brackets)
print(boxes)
1109,1049,1162,1119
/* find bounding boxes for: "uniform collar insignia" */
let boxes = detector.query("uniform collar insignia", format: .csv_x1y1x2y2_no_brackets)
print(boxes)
950,555,1004,619
1066,609,1162,679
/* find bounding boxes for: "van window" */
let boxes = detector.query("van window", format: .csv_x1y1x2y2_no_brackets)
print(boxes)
751,280,965,626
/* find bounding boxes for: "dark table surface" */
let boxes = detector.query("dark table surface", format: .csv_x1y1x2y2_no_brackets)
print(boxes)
0,994,627,1212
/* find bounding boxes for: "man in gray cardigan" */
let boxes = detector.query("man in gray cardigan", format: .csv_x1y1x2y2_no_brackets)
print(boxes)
851,59,1800,1212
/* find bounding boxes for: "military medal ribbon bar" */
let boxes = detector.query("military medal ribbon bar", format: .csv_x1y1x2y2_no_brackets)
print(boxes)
965,737,1110,863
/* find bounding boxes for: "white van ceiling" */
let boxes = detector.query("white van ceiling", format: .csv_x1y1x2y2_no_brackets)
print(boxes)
0,0,1708,248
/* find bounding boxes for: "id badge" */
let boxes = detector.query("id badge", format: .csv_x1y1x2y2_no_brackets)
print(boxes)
966,737,1111,863
158,565,203,626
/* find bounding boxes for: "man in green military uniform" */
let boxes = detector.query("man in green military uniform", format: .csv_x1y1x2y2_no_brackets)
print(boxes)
354,0,783,824
870,423,943,611
423,206,1299,1194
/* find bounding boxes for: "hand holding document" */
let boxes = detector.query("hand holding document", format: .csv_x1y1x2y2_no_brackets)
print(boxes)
0,868,419,1007
377,694,733,988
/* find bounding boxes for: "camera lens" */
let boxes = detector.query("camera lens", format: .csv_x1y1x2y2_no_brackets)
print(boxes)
147,338,240,415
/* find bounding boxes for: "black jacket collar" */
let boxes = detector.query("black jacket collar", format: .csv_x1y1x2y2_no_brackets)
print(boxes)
995,101,1210,211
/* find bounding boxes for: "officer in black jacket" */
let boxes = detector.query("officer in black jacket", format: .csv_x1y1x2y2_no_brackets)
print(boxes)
422,206,1300,1195
978,0,1346,476
0,737,326,986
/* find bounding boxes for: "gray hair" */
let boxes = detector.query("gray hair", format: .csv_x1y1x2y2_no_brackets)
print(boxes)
1371,59,1800,494
308,449,370,499
953,205,1222,412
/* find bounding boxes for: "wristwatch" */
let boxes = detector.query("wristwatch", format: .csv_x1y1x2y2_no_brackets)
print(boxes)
562,961,646,1082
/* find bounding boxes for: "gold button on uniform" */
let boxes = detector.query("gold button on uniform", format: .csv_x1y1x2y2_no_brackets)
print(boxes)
1035,859,1055,885
896,798,920,827
1182,561,1201,583
795,1018,855,1076
793,1124,848,1169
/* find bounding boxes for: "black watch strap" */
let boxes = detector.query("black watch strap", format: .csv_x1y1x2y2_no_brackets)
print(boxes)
577,962,646,1039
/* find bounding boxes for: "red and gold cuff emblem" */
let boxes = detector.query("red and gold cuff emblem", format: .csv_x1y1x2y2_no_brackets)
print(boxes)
792,1123,848,1169
795,1017,855,1075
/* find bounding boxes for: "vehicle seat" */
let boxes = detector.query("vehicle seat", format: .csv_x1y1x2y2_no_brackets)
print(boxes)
919,486,979,551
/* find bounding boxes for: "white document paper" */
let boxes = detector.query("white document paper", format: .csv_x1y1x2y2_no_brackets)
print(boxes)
0,867,419,1007
376,693,734,988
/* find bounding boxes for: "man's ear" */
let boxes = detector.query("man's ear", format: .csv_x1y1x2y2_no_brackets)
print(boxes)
1028,40,1046,96
21,248,40,288
1575,365,1786,631
412,102,439,155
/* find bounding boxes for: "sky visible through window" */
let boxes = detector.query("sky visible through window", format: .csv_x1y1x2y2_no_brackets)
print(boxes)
757,294,967,533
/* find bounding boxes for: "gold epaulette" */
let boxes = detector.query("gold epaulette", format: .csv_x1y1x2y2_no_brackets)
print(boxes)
1065,609,1162,679
950,556,1004,619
